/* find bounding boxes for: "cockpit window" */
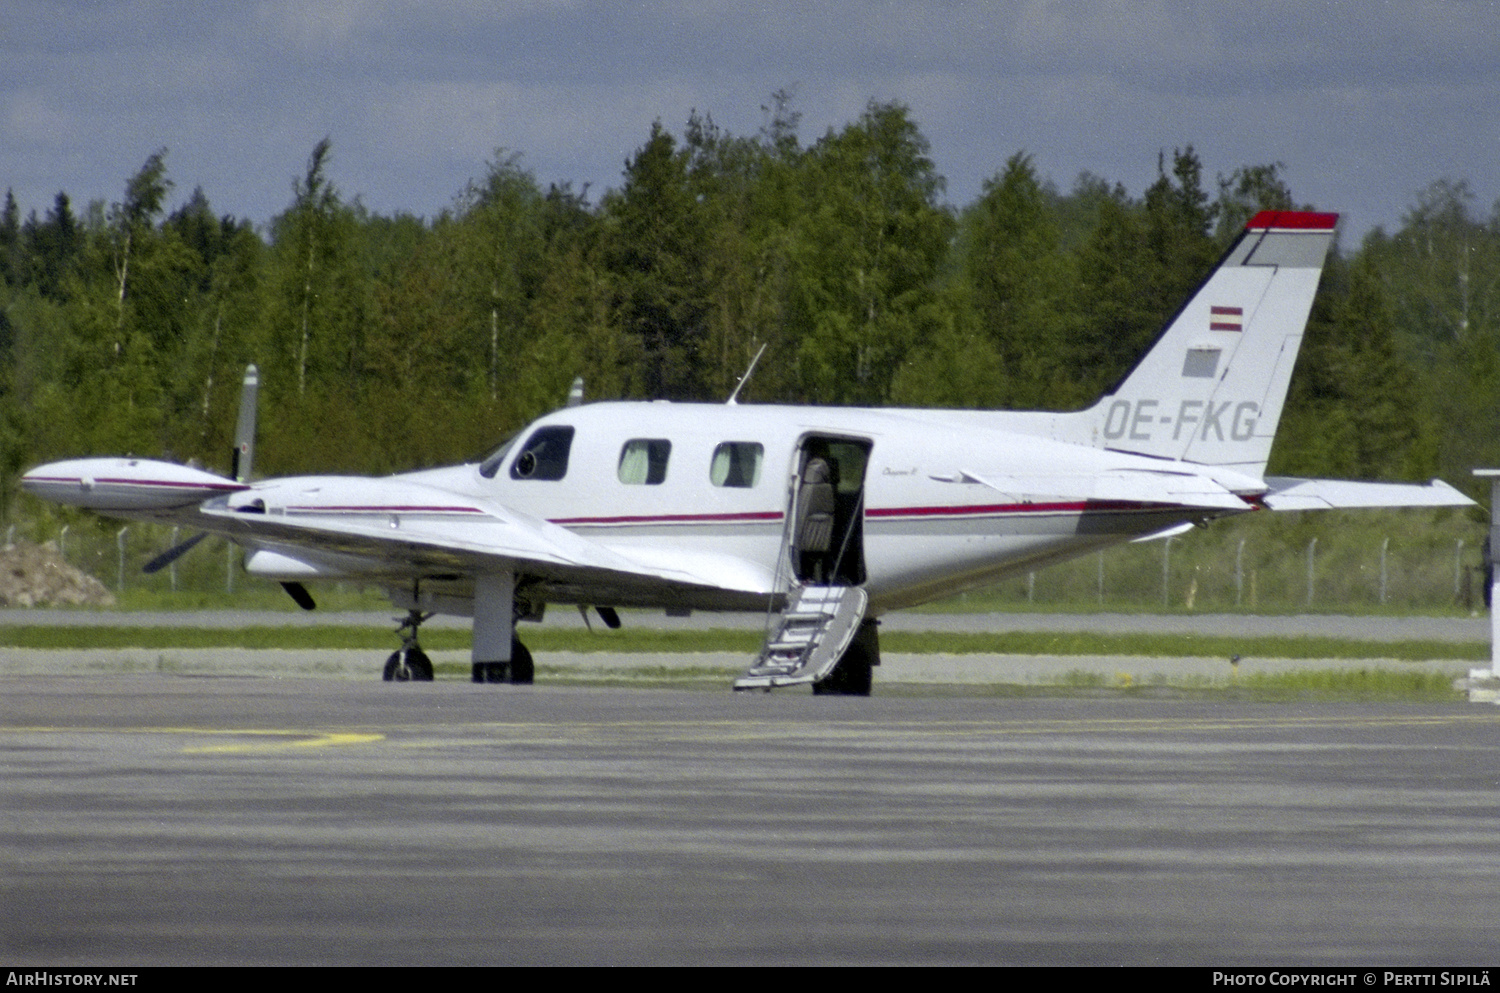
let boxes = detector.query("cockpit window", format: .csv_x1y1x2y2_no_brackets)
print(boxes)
710,442,762,488
476,434,519,479
618,439,670,485
509,426,575,481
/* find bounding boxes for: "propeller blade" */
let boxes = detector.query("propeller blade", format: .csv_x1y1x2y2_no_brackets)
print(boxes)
281,581,316,611
142,532,208,574
231,364,259,482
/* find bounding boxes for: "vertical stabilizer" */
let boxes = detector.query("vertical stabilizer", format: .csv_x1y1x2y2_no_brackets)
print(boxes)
1086,211,1337,476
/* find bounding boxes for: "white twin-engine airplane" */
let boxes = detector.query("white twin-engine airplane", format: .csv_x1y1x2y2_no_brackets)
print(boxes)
22,210,1473,694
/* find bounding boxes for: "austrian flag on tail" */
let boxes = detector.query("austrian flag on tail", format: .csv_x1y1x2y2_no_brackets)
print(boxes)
1210,305,1243,332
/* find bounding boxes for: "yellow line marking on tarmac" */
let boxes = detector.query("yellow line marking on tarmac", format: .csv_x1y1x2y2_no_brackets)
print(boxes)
869,712,1500,737
1,726,385,752
350,710,1500,745
6,712,1494,750
183,730,385,753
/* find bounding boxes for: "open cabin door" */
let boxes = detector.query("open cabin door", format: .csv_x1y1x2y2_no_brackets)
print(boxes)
735,435,872,691
789,435,870,585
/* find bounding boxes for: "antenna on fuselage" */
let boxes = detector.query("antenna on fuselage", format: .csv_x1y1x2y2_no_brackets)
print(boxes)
726,343,767,405
565,376,584,408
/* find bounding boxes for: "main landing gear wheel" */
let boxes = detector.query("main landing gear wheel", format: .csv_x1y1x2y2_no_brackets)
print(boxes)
471,638,534,685
812,637,874,697
382,645,434,682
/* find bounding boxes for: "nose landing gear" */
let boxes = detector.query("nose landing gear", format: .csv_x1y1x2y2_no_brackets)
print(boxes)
382,609,434,682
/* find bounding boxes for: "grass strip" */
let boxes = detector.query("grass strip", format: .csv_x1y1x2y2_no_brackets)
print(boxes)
878,630,1489,662
0,624,1486,662
869,668,1467,702
452,661,1464,701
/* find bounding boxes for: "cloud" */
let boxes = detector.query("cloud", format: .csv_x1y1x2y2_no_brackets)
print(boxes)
2,0,1498,235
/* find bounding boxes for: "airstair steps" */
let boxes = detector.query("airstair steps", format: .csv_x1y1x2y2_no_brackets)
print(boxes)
734,584,867,691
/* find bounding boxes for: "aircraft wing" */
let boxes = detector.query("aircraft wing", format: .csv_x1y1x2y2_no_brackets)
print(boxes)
21,458,775,601
1260,477,1475,511
204,477,774,598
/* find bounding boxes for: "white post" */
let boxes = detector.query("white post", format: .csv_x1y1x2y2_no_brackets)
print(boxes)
1456,539,1466,602
1305,537,1317,608
1380,537,1389,605
1474,471,1500,682
116,527,128,592
1162,537,1173,608
1235,539,1245,608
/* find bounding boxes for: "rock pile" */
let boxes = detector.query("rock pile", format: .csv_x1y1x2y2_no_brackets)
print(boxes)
0,540,116,608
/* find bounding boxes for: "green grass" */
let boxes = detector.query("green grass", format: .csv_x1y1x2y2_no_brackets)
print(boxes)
109,586,393,612
0,622,1485,663
5,620,1477,702
867,667,1467,701
878,630,1489,662
1051,665,1462,698
1231,667,1463,700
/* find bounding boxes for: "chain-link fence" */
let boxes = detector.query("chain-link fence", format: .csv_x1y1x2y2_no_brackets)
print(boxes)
11,506,1489,613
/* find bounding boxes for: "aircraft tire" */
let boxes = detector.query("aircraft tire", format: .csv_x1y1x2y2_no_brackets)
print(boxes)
470,641,533,685
812,643,873,697
384,648,434,682
509,639,534,685
474,662,507,683
406,647,434,681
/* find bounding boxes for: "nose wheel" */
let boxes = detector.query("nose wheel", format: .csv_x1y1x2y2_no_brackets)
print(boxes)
382,609,435,682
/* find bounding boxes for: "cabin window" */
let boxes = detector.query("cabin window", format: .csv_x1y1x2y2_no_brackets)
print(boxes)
509,426,574,481
618,439,671,485
710,442,762,488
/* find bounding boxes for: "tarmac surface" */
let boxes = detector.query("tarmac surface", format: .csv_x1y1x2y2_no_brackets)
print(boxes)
3,611,1498,966
4,684,1500,964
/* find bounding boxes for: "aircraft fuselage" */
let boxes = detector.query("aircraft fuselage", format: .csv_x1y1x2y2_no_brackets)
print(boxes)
360,399,1248,615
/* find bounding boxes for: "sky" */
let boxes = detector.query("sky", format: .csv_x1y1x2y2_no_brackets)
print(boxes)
4,0,1499,243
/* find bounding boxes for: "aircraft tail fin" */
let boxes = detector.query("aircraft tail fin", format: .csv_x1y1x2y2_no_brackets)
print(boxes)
1083,211,1338,477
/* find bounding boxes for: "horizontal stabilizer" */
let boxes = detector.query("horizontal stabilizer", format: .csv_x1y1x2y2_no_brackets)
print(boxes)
1261,477,1474,511
962,469,1250,511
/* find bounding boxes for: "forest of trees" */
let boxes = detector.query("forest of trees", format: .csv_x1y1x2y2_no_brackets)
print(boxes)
3,98,1498,524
